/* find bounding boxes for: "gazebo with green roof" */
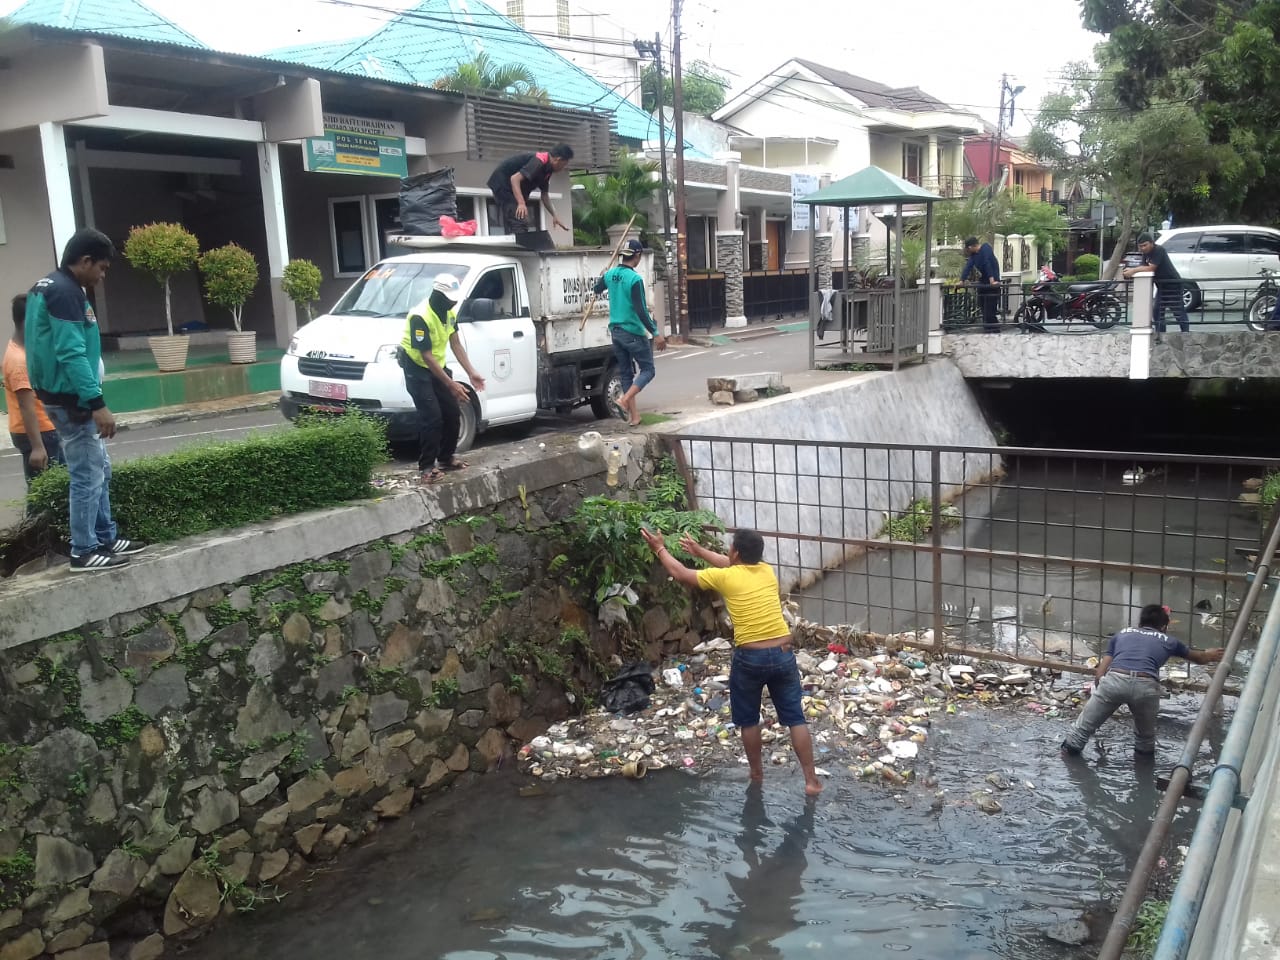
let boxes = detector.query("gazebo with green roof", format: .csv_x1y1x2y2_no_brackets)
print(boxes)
799,166,941,370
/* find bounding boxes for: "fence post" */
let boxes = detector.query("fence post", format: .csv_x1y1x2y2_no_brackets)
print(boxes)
930,448,945,655
926,278,944,355
1131,273,1154,380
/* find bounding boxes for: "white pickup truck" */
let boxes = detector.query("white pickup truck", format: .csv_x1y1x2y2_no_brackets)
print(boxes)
279,236,653,451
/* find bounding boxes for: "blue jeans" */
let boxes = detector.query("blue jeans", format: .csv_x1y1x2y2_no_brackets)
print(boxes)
729,644,806,729
611,327,656,392
48,406,116,556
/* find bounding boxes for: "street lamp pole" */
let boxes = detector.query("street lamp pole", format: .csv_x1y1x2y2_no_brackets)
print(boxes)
671,0,689,339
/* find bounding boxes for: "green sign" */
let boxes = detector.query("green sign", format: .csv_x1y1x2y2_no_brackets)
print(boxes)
303,113,408,178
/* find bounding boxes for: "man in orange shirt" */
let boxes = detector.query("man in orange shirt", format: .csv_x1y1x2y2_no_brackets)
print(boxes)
5,295,63,486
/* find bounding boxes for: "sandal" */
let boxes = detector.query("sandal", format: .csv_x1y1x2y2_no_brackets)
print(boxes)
419,468,446,484
439,459,468,472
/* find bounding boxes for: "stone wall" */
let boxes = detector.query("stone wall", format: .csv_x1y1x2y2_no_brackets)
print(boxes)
1151,331,1280,378
715,231,746,325
815,234,833,290
942,331,1132,379
0,444,709,959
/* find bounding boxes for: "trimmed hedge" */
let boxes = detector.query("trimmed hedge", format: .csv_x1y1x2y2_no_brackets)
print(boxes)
28,415,388,544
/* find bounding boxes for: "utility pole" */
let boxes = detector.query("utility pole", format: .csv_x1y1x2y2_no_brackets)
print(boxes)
671,0,690,339
634,33,676,333
988,74,1024,197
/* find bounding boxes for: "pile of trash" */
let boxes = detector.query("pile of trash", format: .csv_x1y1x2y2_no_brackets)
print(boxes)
518,630,1088,793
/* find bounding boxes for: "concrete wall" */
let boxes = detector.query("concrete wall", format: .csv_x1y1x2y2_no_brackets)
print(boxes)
0,443,710,959
944,330,1280,380
672,361,1000,591
0,128,57,345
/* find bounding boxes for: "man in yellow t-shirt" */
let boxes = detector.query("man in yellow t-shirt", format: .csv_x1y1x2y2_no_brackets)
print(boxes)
641,526,822,796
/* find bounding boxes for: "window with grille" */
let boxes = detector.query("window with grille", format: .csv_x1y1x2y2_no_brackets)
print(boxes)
556,0,570,36
506,0,524,24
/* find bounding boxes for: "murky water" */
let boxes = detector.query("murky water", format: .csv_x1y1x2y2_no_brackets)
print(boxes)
179,698,1221,960
799,458,1264,661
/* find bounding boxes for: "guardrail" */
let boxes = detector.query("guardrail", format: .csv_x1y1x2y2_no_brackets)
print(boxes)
1097,509,1280,960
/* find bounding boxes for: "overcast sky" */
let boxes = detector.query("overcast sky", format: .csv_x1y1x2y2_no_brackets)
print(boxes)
1,0,1102,133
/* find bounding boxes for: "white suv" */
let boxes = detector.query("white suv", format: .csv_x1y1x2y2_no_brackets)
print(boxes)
1155,225,1280,311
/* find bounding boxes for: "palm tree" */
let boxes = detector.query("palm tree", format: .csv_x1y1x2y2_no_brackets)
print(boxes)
434,52,550,104
573,153,661,247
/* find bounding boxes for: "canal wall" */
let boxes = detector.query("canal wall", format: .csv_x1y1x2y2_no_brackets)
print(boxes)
672,361,1000,590
0,438,715,960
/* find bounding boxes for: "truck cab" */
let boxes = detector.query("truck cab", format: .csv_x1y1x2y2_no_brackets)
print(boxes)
280,240,639,451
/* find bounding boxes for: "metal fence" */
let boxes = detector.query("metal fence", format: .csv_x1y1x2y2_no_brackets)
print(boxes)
941,272,1280,334
666,434,1278,672
743,268,810,321
687,273,726,330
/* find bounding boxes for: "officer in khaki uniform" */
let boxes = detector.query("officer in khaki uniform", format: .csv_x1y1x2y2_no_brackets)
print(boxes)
398,273,486,483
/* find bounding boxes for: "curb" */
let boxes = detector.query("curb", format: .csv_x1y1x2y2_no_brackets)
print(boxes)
687,320,809,347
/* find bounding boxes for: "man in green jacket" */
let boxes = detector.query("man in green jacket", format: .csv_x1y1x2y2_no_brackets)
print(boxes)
26,228,144,572
594,239,665,426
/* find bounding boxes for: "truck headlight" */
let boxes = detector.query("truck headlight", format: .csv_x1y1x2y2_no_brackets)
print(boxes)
375,344,401,364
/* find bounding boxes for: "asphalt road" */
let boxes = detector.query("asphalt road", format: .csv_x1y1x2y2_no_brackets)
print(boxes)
0,330,820,526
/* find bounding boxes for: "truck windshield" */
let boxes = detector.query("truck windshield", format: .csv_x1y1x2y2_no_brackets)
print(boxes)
330,262,469,318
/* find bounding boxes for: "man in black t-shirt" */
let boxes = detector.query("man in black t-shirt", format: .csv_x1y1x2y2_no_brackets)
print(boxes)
1123,231,1191,334
485,143,573,233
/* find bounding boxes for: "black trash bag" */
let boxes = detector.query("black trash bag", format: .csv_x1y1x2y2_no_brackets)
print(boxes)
399,168,458,236
600,661,656,715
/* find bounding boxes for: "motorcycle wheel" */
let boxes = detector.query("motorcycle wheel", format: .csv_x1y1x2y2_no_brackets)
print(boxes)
1087,293,1122,329
1016,302,1046,331
1245,290,1276,332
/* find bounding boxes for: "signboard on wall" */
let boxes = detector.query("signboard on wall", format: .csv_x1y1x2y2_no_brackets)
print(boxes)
790,174,819,230
303,114,408,178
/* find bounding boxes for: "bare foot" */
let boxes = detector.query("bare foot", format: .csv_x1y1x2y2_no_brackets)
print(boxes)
749,770,764,784
804,778,824,796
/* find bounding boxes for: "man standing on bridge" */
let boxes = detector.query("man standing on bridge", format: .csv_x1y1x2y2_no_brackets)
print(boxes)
640,526,823,795
962,236,1002,333
1124,232,1191,335
485,144,572,235
1062,604,1224,757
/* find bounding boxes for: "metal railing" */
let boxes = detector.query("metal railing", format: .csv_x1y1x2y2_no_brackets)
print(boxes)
665,434,1277,673
913,174,980,198
1097,510,1280,960
941,272,1280,334
687,272,726,330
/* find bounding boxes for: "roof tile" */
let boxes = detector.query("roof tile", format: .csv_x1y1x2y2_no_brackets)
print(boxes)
7,0,208,48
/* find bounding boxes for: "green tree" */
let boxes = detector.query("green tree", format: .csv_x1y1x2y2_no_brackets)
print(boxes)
572,153,660,247
1027,61,1228,278
640,60,728,116
933,189,1068,249
282,259,323,322
123,222,201,336
198,243,258,332
434,51,549,104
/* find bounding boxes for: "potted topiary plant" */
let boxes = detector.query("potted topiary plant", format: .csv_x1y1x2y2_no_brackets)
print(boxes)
123,221,200,371
198,243,259,363
282,259,323,324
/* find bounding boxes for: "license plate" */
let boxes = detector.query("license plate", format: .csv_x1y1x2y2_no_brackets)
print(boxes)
309,380,348,401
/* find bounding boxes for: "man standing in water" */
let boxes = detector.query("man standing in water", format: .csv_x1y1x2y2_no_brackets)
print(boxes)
1062,604,1224,757
640,526,823,795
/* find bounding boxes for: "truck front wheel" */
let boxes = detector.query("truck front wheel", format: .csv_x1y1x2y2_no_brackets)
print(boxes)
590,365,624,420
456,391,479,454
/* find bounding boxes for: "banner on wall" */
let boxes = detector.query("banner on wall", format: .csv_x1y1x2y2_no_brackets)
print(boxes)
790,173,819,230
304,114,408,178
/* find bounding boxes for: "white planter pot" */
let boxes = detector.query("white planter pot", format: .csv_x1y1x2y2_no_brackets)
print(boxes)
606,223,641,249
147,335,190,372
227,330,257,364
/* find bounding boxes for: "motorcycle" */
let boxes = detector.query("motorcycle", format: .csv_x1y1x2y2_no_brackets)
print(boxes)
1014,265,1123,330
1244,268,1280,332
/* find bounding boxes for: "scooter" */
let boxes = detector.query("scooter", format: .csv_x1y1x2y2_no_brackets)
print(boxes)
1015,266,1123,330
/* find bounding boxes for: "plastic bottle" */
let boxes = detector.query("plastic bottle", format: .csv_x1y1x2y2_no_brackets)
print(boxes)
606,443,622,487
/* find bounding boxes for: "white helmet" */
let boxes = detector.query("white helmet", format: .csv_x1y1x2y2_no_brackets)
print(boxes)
432,273,462,300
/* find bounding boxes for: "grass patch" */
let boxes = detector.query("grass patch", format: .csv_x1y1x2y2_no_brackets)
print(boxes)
1127,899,1168,957
28,413,387,544
880,498,960,543
1262,471,1279,509
638,412,673,425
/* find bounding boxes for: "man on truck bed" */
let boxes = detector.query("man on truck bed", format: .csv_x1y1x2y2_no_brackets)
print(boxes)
486,145,572,234
595,238,666,427
398,274,486,484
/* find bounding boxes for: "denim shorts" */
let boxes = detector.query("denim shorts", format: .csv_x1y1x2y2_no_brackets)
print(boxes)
729,644,806,729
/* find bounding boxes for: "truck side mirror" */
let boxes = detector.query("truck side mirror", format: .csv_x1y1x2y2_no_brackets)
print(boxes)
457,298,495,323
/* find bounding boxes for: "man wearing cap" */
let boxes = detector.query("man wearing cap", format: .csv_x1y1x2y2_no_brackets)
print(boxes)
1123,232,1191,335
962,236,1002,333
486,144,573,234
594,238,665,427
1061,603,1224,758
398,274,486,484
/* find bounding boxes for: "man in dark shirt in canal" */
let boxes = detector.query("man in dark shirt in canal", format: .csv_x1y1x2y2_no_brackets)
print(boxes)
1062,604,1224,757
962,236,1002,333
1124,232,1191,335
